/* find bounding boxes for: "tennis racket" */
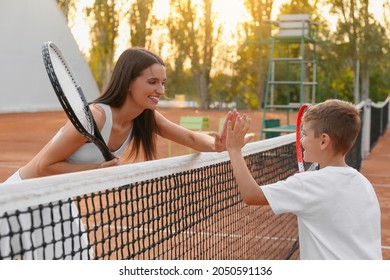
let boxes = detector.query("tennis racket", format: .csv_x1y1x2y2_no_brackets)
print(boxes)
42,41,114,161
296,103,318,172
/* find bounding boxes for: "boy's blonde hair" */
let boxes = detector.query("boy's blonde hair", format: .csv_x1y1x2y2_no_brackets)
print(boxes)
302,99,361,155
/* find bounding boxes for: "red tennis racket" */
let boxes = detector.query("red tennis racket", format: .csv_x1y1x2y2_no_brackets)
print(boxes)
296,103,318,172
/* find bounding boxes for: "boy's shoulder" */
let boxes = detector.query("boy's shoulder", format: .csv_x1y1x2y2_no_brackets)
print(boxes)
296,166,370,186
294,166,356,180
301,166,357,174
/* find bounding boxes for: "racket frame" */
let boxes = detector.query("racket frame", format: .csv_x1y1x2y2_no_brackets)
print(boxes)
42,41,114,161
295,103,312,172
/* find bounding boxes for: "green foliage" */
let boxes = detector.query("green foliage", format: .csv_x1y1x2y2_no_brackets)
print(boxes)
129,0,155,48
209,73,234,103
86,0,119,91
243,92,259,110
166,0,221,109
231,0,274,109
165,65,196,100
369,67,390,102
326,0,390,102
63,0,390,106
57,0,75,22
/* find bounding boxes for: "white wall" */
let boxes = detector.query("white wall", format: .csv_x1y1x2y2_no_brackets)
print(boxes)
0,0,99,112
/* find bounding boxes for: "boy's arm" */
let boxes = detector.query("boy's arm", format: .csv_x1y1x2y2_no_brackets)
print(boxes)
226,115,269,206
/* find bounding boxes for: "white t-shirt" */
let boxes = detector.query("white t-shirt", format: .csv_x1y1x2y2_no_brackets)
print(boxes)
261,166,382,260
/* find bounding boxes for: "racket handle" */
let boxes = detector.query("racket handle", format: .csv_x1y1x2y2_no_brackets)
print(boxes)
95,141,115,161
91,120,116,161
91,131,115,161
101,148,116,161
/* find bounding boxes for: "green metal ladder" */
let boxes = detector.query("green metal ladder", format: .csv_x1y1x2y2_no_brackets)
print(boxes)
260,14,319,139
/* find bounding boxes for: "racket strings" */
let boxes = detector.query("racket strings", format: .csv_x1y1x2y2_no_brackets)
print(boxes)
48,44,94,135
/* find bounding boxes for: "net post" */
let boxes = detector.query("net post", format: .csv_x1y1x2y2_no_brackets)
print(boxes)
361,99,371,159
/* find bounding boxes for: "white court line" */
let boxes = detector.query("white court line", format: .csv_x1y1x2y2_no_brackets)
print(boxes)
382,245,390,250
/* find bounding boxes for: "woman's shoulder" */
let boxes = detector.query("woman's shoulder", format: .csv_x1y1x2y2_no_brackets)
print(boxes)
90,103,110,130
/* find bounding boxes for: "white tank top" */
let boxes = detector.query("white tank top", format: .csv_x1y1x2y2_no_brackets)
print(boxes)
53,104,133,164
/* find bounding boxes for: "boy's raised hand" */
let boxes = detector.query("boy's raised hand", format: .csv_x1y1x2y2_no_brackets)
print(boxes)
215,110,254,152
214,110,237,152
226,114,252,153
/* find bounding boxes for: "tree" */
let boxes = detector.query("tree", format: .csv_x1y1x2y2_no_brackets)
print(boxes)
129,0,155,48
87,0,120,91
165,1,192,99
167,0,222,109
57,0,75,22
231,1,274,109
328,0,388,102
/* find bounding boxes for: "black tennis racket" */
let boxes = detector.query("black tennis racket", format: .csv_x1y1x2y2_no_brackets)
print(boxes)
42,41,114,161
296,103,318,172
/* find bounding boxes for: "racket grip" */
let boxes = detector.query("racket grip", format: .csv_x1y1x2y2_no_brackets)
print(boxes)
93,138,115,161
101,148,116,161
91,120,115,161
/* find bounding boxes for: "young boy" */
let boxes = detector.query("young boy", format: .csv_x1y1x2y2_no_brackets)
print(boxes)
226,99,382,260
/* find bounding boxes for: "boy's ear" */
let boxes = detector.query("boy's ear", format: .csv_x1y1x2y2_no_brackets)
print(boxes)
320,133,331,150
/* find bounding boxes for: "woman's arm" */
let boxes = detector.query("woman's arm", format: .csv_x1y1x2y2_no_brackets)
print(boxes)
21,105,119,179
156,110,253,152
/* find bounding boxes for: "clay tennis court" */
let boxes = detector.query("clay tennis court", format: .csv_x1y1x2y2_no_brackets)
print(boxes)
0,108,389,259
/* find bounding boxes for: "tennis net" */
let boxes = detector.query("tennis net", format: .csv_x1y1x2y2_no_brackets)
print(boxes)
0,134,299,260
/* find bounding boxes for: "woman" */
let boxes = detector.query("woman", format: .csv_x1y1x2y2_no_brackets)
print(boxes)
13,48,250,179
2,47,253,259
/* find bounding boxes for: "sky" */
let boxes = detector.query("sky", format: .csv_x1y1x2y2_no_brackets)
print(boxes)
70,0,385,58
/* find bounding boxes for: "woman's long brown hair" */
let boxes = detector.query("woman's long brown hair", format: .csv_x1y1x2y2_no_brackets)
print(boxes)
93,48,165,161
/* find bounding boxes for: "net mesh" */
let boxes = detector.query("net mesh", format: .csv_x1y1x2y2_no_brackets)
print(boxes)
370,100,389,149
0,135,299,260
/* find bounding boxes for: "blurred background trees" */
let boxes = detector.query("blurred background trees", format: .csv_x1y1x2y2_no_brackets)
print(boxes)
57,0,390,109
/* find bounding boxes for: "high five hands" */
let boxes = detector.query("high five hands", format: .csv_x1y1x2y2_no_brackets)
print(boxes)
215,110,254,152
